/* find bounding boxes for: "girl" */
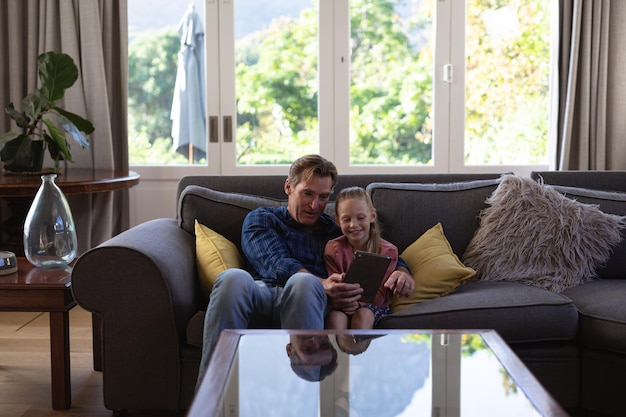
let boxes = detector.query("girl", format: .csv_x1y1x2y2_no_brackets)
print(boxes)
324,186,399,330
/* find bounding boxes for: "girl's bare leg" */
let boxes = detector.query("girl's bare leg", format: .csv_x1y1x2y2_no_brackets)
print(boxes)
325,309,349,329
350,307,375,329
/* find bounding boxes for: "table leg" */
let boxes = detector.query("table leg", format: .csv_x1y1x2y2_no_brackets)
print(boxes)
49,311,71,410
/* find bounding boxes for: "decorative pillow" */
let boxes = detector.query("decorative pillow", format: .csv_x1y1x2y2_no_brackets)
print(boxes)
549,185,626,279
462,175,626,292
391,222,476,312
195,219,243,297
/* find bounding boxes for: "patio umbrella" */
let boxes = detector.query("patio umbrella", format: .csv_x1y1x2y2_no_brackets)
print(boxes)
170,4,206,162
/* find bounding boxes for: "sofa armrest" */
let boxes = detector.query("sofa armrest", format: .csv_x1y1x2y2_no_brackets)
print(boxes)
71,218,201,411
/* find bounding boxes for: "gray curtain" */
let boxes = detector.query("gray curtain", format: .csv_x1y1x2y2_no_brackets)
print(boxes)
556,0,626,169
0,0,129,254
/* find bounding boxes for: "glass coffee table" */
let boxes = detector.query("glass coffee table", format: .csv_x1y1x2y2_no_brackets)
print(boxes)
189,329,569,417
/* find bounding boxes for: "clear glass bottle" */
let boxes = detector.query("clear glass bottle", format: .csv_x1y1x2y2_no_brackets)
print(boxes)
23,174,77,268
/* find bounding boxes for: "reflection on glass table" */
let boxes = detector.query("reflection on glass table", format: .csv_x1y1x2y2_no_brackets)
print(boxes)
190,329,569,417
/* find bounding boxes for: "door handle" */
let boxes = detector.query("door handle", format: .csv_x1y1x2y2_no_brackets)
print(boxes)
209,116,218,143
223,116,232,143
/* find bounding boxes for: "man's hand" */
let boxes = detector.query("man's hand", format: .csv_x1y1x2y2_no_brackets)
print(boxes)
322,273,363,314
384,267,415,297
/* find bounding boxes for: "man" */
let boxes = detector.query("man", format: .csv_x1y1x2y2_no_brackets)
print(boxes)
197,154,414,384
287,334,338,382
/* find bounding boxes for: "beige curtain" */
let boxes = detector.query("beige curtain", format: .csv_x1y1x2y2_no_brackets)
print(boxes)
0,0,129,254
556,0,626,169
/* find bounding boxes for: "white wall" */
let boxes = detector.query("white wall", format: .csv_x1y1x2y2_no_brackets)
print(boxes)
129,178,179,227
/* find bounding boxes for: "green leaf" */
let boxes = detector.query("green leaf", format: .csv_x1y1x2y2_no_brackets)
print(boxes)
4,103,31,129
38,52,79,102
0,134,27,162
21,90,48,120
52,106,93,149
0,131,19,146
42,119,73,162
57,116,90,148
44,131,65,163
0,134,44,167
53,106,95,134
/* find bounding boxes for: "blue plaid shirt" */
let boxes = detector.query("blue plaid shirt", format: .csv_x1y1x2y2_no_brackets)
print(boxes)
242,206,341,286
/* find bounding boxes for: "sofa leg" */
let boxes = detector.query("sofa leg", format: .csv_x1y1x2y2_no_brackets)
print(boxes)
112,409,127,417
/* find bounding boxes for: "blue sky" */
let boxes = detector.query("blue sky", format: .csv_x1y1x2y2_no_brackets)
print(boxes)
129,0,312,40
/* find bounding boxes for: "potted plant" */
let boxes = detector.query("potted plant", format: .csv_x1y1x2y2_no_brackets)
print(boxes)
0,51,94,174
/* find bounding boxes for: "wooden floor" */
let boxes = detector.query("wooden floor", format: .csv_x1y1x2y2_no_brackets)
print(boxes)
0,306,191,417
0,306,110,417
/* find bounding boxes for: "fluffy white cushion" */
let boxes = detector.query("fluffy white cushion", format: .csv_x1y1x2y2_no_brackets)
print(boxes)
463,175,626,292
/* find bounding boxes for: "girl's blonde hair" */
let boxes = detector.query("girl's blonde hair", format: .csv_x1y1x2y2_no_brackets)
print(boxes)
334,187,382,254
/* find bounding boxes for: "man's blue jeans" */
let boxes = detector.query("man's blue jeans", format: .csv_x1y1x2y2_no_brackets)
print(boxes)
196,268,327,386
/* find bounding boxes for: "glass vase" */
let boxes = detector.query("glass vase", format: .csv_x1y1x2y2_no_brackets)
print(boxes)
23,174,77,268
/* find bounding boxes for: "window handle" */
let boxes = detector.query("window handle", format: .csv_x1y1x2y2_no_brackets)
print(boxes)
443,64,453,83
209,116,218,143
223,116,232,143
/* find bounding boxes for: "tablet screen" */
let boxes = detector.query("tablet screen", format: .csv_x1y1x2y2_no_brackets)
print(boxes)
343,251,392,303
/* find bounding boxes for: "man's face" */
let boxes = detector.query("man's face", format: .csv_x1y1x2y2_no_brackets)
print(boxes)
286,335,335,365
286,335,338,381
285,175,333,229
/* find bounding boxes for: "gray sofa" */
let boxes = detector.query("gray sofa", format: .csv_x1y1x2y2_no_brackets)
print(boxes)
71,171,626,417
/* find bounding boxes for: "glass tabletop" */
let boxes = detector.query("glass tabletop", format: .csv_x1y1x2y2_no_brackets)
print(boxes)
192,329,568,417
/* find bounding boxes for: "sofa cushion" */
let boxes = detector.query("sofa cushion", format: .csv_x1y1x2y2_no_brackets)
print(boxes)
367,178,501,255
463,175,626,292
550,185,626,280
380,281,579,343
392,222,476,312
563,280,626,355
531,170,626,193
177,173,509,202
195,220,244,297
179,185,287,251
179,185,336,252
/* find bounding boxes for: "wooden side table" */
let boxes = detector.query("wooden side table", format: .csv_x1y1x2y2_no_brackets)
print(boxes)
0,258,75,410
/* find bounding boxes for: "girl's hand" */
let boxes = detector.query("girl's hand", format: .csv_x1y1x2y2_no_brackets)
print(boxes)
384,268,415,297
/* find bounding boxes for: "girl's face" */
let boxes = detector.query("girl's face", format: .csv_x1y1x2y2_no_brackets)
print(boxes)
335,198,376,251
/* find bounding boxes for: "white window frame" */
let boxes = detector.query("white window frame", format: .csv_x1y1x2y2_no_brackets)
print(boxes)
130,0,550,180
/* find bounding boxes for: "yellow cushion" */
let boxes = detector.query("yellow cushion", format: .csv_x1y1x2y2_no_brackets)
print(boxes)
392,222,476,312
195,219,243,297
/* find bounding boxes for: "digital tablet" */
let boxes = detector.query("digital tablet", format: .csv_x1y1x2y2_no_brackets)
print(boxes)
343,251,392,303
